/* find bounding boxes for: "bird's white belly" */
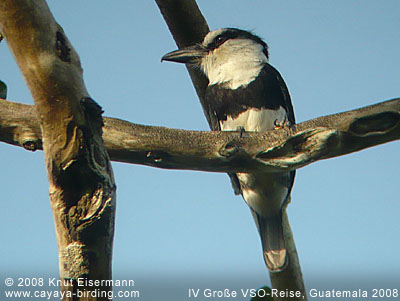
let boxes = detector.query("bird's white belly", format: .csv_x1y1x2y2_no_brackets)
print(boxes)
219,106,289,216
220,107,287,132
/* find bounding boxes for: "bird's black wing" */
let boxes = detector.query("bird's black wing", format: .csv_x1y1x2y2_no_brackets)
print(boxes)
257,63,296,206
256,63,296,204
203,63,295,125
260,63,295,125
202,86,243,194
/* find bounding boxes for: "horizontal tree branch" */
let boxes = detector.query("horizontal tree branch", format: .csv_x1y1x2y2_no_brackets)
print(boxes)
1,97,399,173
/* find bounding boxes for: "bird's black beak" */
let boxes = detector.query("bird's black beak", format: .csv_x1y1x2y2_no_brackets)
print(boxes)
161,44,207,64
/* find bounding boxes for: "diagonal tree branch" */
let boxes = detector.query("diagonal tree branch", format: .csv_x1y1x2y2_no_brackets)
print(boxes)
155,0,212,124
157,0,306,296
0,1,116,299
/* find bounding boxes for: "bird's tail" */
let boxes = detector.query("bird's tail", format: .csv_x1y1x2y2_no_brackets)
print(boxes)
251,210,287,272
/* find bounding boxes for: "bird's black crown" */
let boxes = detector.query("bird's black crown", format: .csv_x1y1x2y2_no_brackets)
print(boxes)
204,28,269,59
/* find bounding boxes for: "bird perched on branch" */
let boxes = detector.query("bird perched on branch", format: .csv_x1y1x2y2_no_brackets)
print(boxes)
162,28,295,272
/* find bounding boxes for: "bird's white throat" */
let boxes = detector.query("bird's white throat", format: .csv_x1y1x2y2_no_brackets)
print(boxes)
200,39,268,89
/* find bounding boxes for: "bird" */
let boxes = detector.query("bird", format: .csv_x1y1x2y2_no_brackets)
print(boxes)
162,28,295,272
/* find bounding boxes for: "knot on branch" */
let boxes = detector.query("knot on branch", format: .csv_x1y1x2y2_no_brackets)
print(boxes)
22,139,41,151
80,97,108,170
349,111,400,136
219,140,241,158
55,30,71,62
146,151,164,163
67,183,114,227
80,97,104,132
54,125,109,206
257,128,338,168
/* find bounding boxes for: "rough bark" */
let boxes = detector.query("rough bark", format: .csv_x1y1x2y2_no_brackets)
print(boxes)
0,1,116,300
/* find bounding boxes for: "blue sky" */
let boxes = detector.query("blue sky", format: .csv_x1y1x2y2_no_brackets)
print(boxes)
1,1,399,300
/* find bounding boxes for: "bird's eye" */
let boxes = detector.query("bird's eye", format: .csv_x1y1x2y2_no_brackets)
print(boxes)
215,36,227,46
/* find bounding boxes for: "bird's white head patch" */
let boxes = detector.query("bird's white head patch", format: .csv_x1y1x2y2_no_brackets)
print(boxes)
200,28,269,89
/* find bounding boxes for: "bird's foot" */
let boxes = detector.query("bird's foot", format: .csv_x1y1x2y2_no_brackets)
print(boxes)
274,117,291,130
236,126,246,138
